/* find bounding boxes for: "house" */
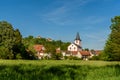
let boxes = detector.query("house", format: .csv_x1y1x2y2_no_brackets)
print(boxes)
37,36,41,39
71,51,82,58
80,51,91,60
34,44,46,59
46,38,52,42
91,50,102,56
56,47,61,53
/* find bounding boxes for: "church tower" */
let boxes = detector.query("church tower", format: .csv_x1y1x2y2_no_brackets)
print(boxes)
74,32,81,47
68,32,82,52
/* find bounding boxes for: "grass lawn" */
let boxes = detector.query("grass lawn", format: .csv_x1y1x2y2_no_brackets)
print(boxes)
0,60,120,80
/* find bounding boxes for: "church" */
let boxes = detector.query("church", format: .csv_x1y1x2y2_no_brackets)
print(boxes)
67,32,91,60
68,32,82,52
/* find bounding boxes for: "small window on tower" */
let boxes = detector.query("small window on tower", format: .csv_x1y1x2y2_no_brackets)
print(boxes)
76,41,78,43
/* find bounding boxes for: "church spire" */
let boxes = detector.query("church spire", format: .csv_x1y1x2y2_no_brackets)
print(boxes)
75,32,81,41
74,32,82,47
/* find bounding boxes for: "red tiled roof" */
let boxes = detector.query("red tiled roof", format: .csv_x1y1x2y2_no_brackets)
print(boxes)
34,45,44,52
80,51,91,56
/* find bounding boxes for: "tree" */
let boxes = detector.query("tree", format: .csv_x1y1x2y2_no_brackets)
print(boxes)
103,16,120,61
0,21,15,59
0,21,30,59
84,48,89,51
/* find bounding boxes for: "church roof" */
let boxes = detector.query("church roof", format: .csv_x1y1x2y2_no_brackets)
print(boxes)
73,43,82,49
75,32,81,41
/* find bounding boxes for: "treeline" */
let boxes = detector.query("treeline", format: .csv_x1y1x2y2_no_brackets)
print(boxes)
0,21,70,59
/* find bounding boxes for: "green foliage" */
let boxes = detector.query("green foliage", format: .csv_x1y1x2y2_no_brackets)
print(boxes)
64,56,81,60
104,16,120,61
0,21,30,59
0,21,70,60
90,56,100,60
51,53,63,60
16,53,22,59
0,46,13,59
0,60,120,80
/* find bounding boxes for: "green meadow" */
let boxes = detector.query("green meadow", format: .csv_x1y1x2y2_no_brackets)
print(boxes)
0,60,120,80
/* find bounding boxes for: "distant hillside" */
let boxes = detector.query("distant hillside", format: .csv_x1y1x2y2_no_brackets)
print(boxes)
22,35,70,59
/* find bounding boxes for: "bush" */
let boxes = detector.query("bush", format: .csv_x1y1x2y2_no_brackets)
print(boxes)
90,56,100,60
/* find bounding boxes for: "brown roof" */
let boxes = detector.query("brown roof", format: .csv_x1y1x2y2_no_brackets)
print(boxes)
71,51,78,55
80,51,91,56
34,45,44,52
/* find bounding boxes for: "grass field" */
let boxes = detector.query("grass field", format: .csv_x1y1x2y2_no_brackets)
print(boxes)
0,60,120,80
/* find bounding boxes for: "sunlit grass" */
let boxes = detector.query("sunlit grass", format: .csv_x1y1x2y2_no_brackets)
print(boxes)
0,60,120,80
0,60,119,66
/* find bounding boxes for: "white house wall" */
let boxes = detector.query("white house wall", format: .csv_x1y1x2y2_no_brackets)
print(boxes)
68,43,78,51
77,52,82,58
74,40,81,46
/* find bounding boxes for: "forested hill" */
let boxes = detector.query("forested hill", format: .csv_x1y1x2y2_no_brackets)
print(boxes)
22,35,70,57
22,36,70,53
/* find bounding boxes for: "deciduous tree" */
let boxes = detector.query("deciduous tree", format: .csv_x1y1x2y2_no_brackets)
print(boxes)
104,16,120,61
0,21,29,59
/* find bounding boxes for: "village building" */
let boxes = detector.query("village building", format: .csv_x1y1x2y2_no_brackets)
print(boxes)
33,33,102,60
34,44,51,59
65,32,92,60
56,47,61,53
91,50,102,56
37,36,41,39
46,38,52,42
68,32,82,52
34,44,45,59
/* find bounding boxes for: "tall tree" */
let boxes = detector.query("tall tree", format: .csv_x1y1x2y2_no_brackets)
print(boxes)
0,21,15,59
0,21,29,59
104,16,120,61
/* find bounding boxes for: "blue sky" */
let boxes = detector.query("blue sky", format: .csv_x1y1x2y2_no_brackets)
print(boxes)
0,0,120,50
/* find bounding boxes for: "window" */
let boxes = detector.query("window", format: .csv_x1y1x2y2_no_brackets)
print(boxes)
74,47,76,49
76,40,78,43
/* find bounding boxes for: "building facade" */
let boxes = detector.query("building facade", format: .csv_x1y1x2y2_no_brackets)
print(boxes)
68,32,82,52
